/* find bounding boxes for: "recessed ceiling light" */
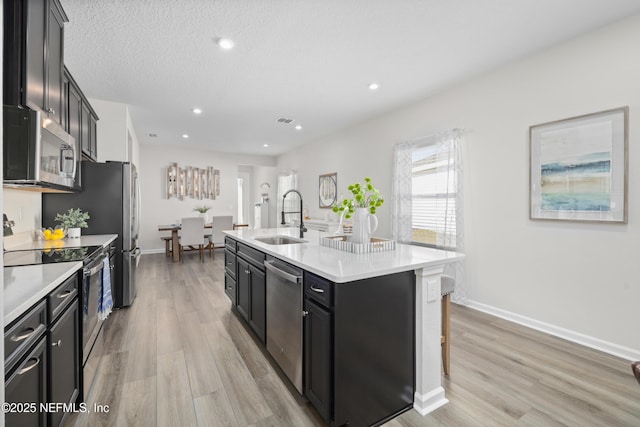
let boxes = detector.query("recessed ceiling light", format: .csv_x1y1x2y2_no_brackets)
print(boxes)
216,38,235,50
263,144,269,147
368,82,379,91
182,134,189,139
192,108,202,115
295,125,302,131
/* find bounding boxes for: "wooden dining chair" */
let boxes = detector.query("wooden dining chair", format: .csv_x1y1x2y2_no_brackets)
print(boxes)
179,217,206,261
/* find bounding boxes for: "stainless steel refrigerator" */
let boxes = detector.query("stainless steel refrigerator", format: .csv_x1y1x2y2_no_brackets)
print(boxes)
43,161,141,307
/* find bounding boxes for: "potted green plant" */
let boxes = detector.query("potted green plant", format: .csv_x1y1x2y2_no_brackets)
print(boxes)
333,177,384,243
193,205,212,223
55,208,90,239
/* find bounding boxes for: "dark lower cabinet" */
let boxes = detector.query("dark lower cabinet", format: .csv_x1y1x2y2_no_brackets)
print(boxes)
49,301,81,427
304,298,332,423
247,264,266,343
5,337,48,427
224,272,237,305
237,257,250,321
4,271,82,427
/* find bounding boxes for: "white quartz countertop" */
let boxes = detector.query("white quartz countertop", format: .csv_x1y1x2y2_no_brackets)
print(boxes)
3,234,116,326
223,228,464,283
4,262,82,326
6,234,118,251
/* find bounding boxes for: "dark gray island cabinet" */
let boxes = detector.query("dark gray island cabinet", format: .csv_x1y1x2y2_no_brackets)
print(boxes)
222,229,463,427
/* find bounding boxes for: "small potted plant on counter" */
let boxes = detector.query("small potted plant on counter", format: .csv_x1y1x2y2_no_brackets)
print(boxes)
55,208,90,239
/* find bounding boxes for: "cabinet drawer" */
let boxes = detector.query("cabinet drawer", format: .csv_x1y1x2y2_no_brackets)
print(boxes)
4,300,47,373
225,249,237,278
48,273,78,323
225,273,237,305
237,243,266,270
4,336,47,427
304,272,333,308
224,237,237,252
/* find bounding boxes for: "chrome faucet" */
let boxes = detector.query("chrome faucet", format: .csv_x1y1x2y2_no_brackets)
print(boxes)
281,190,307,238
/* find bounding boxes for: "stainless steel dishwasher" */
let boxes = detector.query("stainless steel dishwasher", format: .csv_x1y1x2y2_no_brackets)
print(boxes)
264,256,304,393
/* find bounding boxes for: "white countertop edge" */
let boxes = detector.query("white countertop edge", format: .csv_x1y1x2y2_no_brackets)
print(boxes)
223,228,464,283
7,234,118,251
4,262,83,326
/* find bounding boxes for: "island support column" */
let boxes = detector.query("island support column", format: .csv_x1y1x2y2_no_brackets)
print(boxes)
414,265,448,415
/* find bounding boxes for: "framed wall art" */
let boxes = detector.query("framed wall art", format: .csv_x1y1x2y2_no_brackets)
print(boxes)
319,173,337,208
530,107,628,223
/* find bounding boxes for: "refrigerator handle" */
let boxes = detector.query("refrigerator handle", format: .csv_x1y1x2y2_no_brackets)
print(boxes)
133,169,141,240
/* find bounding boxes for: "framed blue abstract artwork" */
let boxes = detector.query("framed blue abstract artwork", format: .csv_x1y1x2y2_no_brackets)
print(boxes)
530,107,628,223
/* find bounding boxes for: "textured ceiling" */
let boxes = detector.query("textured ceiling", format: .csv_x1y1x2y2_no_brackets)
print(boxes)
61,0,640,156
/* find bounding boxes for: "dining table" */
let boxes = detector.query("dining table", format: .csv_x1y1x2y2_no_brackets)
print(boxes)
158,223,212,262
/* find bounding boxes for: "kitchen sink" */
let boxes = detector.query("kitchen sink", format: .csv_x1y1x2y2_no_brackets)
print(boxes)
254,235,306,245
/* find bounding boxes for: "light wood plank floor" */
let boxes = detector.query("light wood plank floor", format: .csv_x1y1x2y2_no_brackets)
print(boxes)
70,253,640,427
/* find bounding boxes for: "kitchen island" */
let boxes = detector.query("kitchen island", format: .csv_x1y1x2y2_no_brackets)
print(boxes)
223,227,464,424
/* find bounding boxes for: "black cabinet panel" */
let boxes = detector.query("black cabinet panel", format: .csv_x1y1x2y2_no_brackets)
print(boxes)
46,1,65,125
49,301,80,427
5,337,48,427
224,248,236,279
304,298,332,422
236,257,250,321
24,0,46,112
248,265,266,343
224,272,237,305
333,271,415,427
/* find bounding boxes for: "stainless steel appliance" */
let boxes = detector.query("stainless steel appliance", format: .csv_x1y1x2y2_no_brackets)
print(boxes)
264,256,304,393
81,245,111,397
3,244,111,399
43,161,141,307
3,106,79,191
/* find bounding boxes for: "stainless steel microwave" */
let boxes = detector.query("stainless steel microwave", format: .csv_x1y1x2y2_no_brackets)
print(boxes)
3,106,78,191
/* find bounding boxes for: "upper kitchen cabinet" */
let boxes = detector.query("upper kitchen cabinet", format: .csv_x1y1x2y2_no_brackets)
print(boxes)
3,0,69,127
65,67,99,162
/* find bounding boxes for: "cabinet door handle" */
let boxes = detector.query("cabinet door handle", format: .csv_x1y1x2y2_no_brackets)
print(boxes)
245,269,250,274
56,290,73,299
18,357,40,375
52,339,62,347
11,327,36,342
310,286,325,294
47,107,55,115
302,310,309,317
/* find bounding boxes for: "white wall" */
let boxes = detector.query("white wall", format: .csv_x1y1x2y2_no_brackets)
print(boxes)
252,166,278,228
89,98,140,166
138,144,275,252
3,189,41,233
277,15,640,358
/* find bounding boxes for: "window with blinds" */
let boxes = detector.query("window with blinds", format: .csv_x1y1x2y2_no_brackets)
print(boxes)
411,143,457,248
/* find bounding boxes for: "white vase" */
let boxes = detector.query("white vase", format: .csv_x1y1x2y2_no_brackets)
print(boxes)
67,227,81,239
351,208,378,244
200,212,210,224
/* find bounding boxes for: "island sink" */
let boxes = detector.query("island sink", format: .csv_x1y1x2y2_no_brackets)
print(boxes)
254,235,306,245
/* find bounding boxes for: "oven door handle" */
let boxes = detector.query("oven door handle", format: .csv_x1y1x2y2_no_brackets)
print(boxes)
83,254,108,276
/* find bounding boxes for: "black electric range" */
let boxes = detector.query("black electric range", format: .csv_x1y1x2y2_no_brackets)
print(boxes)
3,246,103,267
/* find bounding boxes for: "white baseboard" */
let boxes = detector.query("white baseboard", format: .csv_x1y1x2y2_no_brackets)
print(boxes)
465,300,640,362
141,248,165,255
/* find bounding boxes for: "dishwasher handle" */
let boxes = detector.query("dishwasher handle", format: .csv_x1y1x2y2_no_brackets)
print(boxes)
264,259,302,283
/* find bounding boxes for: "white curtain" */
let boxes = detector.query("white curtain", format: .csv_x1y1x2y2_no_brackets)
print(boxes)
277,171,298,225
392,129,467,303
392,142,413,244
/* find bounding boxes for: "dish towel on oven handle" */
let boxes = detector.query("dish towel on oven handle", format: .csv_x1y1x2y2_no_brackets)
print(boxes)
98,257,113,320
